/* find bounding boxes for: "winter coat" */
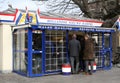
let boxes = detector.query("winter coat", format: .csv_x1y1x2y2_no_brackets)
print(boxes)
83,38,95,60
69,39,81,57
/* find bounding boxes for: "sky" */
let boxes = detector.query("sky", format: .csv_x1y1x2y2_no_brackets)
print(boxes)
0,0,47,11
0,0,81,16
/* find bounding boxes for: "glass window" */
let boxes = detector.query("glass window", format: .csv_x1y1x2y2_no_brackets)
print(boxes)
104,34,110,48
32,30,42,51
32,53,42,74
13,29,28,74
45,30,67,72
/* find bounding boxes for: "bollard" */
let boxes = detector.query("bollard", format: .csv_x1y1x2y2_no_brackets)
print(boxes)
88,62,97,72
62,63,71,75
93,62,97,72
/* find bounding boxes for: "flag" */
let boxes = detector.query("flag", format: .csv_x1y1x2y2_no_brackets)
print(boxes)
116,18,120,30
14,8,22,25
25,6,30,23
36,8,40,24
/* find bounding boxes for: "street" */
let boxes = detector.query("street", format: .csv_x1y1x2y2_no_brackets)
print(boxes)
0,67,120,83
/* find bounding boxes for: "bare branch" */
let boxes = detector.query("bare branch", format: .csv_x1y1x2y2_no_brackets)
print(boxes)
62,0,72,14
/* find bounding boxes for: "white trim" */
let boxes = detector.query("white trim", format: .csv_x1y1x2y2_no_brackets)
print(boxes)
12,24,31,30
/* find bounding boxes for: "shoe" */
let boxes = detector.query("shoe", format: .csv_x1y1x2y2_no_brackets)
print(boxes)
79,69,84,73
89,72,92,75
72,71,76,74
83,72,89,75
75,72,79,74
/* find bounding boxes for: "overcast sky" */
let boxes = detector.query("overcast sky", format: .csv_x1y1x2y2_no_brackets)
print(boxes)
0,0,47,11
0,0,81,16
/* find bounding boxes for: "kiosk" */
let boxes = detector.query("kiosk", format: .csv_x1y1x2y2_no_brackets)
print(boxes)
13,24,115,77
0,9,115,77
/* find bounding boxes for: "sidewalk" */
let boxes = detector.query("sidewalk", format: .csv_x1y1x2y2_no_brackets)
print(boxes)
0,67,120,83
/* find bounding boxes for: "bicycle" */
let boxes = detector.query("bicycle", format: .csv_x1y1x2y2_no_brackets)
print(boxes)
115,52,120,68
112,47,120,68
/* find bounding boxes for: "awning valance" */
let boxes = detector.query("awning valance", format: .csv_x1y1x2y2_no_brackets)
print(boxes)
31,25,115,33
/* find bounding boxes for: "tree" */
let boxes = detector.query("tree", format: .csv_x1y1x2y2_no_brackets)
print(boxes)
44,0,120,21
71,0,120,20
46,0,82,15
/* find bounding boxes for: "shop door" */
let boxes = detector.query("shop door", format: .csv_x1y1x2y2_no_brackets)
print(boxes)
93,33,112,69
103,33,112,69
45,30,68,73
32,30,42,74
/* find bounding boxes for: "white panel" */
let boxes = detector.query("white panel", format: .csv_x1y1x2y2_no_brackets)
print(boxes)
1,24,12,73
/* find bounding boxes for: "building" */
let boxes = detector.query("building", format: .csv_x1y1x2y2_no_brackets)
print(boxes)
0,8,116,77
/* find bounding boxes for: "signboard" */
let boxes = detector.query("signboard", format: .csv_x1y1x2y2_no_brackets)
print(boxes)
36,9,103,27
37,17,103,27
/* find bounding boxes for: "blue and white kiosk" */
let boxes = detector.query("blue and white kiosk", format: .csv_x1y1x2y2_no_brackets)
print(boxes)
0,9,116,77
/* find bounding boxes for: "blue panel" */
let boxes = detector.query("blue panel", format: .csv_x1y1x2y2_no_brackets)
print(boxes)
66,30,69,63
42,30,45,73
102,33,105,68
109,33,112,69
0,20,14,22
13,70,27,77
28,29,33,77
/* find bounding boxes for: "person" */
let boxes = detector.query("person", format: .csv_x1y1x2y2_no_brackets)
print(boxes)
79,36,85,72
69,34,81,74
83,34,95,75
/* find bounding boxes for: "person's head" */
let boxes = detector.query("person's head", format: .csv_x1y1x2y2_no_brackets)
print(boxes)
72,34,77,39
84,34,89,40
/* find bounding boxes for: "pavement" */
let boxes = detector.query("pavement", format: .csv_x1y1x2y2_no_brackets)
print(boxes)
0,67,120,83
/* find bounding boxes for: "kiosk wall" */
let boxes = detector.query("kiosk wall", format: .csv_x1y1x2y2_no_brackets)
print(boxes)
0,24,12,73
12,24,114,77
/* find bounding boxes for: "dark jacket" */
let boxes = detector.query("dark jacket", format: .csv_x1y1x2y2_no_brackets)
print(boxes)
83,38,95,60
69,39,81,57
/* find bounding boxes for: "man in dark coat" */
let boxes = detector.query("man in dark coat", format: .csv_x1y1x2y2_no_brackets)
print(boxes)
69,34,81,74
83,34,95,75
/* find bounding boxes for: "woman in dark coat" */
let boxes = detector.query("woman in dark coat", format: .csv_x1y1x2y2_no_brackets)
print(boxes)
83,34,95,75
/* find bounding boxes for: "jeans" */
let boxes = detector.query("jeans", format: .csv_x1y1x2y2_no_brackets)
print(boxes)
79,59,85,71
84,60,94,74
70,56,79,73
